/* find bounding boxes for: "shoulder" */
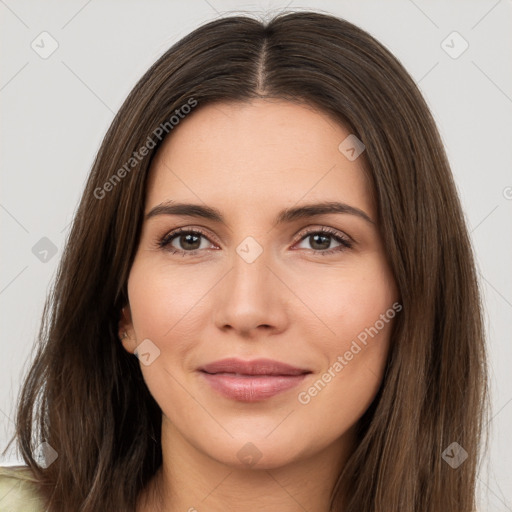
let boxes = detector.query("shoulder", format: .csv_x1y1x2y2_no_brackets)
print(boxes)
0,465,47,512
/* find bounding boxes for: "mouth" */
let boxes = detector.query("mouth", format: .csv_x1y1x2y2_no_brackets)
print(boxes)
198,358,312,402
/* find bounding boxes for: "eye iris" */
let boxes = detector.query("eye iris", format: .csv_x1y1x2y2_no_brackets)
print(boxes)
180,233,201,250
166,230,343,253
310,233,331,250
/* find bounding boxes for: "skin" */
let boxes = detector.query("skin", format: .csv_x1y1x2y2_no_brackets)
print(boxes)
119,98,399,512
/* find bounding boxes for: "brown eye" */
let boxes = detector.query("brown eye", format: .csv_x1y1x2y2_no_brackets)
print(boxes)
158,228,214,255
294,228,353,255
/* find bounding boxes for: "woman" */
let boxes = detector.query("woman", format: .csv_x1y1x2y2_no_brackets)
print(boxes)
0,10,488,512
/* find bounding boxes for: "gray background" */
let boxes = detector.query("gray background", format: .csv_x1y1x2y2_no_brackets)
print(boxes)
1,0,511,509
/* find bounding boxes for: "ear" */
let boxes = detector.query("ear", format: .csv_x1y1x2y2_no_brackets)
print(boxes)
118,305,137,354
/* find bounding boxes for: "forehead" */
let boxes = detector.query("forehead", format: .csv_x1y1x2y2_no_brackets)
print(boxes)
145,99,375,222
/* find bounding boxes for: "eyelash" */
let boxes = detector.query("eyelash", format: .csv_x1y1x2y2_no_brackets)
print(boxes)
155,226,353,257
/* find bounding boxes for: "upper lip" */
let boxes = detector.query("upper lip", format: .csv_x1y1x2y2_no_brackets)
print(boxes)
199,358,311,376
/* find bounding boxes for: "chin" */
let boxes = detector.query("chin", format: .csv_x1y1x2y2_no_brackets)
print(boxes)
203,434,310,470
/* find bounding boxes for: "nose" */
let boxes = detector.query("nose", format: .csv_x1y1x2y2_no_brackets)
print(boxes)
212,241,290,338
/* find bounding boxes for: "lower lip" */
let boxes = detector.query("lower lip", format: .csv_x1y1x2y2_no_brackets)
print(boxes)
200,372,309,402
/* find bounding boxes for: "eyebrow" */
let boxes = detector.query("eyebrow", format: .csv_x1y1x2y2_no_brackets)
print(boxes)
145,200,375,226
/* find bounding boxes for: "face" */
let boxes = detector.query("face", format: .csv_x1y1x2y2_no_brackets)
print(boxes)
120,99,399,469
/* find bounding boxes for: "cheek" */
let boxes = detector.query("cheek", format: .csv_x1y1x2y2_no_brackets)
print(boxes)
296,257,397,347
127,260,213,344
294,308,396,445
293,256,397,410
126,261,208,415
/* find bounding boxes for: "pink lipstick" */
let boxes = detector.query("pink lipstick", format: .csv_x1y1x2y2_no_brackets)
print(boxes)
198,358,311,402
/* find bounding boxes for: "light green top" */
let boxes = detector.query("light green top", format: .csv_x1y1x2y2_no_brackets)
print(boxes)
0,466,46,512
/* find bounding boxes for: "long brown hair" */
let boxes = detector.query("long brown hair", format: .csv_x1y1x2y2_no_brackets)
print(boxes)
11,11,488,511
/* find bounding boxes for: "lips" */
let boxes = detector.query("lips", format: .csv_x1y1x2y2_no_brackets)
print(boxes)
199,358,310,376
198,358,311,402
